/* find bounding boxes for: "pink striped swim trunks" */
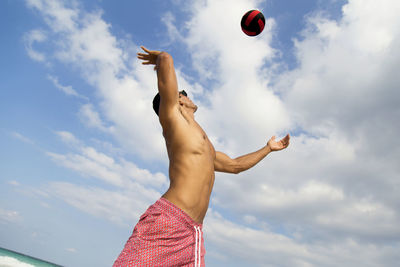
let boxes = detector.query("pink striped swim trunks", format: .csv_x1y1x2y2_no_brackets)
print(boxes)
113,197,205,267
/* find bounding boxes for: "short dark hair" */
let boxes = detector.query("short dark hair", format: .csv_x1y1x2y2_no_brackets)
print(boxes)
152,92,161,116
152,90,187,116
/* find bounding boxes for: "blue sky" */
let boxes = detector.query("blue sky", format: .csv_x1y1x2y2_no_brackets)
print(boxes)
1,0,400,266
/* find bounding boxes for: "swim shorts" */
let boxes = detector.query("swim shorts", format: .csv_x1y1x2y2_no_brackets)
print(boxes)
113,197,205,267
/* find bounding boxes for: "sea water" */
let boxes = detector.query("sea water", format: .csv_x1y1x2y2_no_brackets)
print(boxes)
0,247,63,267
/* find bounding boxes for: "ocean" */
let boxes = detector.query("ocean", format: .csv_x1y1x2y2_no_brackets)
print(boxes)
0,247,63,267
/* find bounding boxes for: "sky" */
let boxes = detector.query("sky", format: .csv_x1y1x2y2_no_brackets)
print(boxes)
1,0,400,266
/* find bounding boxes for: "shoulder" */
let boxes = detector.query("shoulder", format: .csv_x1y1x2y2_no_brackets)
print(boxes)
159,105,190,135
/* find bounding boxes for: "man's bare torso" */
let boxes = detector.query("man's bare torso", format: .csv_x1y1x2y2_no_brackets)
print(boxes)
136,47,289,225
162,105,216,224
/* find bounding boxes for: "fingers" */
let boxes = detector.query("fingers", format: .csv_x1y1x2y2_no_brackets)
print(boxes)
141,46,150,53
274,134,290,149
137,47,151,60
269,134,290,151
137,56,147,61
137,52,152,64
282,134,290,147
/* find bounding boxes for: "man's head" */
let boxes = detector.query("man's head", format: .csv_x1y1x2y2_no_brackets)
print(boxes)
152,90,197,116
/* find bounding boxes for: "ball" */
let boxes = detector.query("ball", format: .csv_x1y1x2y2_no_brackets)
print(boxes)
241,10,265,36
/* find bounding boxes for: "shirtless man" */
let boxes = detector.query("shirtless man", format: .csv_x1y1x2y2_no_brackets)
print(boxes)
113,47,290,267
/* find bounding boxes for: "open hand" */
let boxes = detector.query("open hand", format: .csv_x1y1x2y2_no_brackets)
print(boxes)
267,134,290,152
137,46,162,68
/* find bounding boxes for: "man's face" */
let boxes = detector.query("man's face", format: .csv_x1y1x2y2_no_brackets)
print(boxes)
179,91,198,113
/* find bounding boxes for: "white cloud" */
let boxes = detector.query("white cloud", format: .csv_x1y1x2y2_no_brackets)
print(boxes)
0,208,22,224
55,130,81,147
42,131,168,225
165,0,291,154
78,103,113,132
204,211,316,266
205,210,400,267
10,132,35,145
25,0,78,32
280,0,400,148
66,248,77,253
47,182,160,225
47,75,87,99
271,0,400,222
25,0,168,161
8,180,20,186
164,0,400,265
23,29,47,62
161,12,185,45
47,131,168,188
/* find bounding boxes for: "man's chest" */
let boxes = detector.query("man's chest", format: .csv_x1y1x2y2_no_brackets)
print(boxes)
165,121,215,158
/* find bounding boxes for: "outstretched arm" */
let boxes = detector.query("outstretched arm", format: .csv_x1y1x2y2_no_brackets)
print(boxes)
137,46,179,121
214,134,290,174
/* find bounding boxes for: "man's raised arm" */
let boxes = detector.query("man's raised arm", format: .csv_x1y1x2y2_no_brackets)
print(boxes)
214,134,290,174
137,46,179,120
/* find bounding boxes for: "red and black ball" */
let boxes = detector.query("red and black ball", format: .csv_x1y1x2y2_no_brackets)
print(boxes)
241,10,265,36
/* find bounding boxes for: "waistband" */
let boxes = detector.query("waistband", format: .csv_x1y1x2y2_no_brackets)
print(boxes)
154,197,203,230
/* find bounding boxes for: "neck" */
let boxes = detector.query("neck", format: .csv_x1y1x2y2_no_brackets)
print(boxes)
180,106,195,120
186,109,195,120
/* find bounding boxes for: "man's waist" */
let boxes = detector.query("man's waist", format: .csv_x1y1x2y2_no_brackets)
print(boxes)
162,188,210,224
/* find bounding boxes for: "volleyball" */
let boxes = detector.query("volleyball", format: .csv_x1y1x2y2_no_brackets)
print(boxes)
241,10,265,36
